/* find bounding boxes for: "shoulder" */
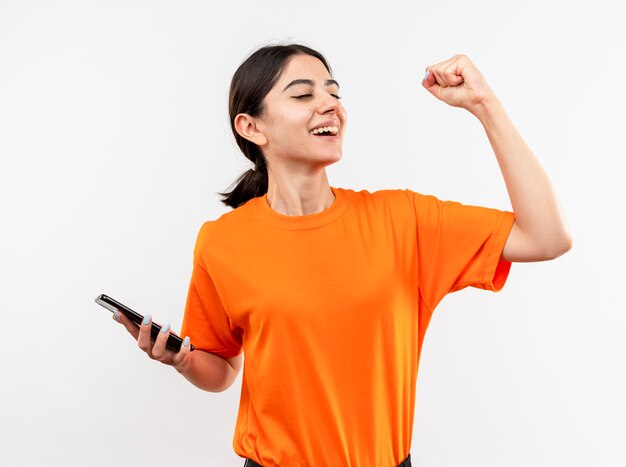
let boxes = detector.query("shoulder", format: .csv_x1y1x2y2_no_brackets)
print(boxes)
336,187,433,229
194,198,259,250
338,186,427,211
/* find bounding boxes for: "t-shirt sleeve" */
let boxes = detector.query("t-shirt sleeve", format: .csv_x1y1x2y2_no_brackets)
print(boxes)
411,191,516,311
179,228,243,359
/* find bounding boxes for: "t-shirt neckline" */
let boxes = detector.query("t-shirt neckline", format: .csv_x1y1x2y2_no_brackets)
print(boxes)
252,186,348,230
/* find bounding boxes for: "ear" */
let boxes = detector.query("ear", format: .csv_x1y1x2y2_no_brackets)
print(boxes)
234,113,268,147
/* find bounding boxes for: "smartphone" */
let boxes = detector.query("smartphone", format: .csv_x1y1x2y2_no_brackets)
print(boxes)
95,294,195,352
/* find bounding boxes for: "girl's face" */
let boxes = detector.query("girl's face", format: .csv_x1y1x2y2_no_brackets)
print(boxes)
252,54,347,171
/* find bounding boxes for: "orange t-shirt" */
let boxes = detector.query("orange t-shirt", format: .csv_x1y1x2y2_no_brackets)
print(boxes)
180,187,515,467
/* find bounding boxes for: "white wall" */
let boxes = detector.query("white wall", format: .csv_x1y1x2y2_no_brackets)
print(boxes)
1,0,624,466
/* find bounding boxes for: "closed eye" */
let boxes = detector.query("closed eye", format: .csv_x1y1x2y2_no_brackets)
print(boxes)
293,94,342,99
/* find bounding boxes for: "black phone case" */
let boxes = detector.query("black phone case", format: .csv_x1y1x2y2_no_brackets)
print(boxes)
95,294,195,352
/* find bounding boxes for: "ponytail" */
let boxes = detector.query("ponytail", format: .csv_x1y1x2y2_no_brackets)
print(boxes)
219,151,268,209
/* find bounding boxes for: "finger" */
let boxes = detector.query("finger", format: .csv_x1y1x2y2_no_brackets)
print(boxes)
137,314,155,358
432,61,460,88
427,55,461,87
443,61,464,86
112,309,121,322
114,310,140,340
151,321,172,361
422,67,443,97
422,68,433,84
429,65,445,87
173,336,193,373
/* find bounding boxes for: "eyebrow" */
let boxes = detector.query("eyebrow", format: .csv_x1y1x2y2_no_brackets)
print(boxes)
282,79,340,93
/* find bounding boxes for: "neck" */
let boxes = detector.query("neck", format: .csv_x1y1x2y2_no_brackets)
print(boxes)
265,167,335,216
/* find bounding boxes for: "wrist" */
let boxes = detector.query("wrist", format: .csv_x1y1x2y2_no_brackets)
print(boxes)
468,92,502,120
469,95,506,128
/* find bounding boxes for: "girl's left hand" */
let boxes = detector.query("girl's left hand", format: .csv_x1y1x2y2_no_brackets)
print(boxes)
422,54,496,114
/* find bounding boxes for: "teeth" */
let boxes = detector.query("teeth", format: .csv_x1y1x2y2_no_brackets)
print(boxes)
311,126,338,135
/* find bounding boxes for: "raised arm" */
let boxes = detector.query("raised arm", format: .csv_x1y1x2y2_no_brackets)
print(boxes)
422,54,573,262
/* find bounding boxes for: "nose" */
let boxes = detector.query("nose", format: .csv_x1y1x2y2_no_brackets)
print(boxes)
317,92,341,115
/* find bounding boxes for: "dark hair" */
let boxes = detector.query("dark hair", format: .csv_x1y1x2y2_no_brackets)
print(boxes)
219,43,333,209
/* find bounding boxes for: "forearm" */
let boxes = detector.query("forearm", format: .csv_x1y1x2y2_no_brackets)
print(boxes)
471,96,572,255
176,349,238,393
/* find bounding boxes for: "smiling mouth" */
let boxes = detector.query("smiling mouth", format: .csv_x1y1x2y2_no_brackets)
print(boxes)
310,126,339,136
311,133,339,140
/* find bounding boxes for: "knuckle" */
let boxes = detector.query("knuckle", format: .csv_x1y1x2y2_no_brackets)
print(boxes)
152,345,170,362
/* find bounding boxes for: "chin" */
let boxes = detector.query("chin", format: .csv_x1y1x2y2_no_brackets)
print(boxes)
319,152,342,167
285,151,342,169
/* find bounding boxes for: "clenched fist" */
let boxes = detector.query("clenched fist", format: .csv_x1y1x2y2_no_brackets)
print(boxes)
422,54,497,115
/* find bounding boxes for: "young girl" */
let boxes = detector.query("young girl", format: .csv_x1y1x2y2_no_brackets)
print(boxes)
113,43,572,467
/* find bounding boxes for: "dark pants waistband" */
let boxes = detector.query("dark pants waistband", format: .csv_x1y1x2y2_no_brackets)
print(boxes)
243,452,411,467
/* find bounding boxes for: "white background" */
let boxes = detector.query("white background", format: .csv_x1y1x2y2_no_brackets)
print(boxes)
1,0,624,466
